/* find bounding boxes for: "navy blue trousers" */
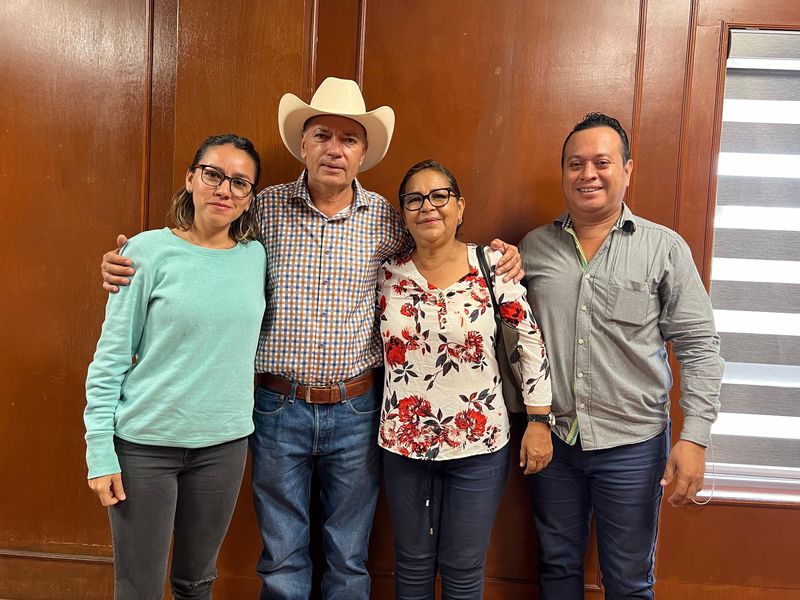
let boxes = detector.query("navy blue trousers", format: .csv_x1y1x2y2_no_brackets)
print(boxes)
383,445,510,600
529,429,669,600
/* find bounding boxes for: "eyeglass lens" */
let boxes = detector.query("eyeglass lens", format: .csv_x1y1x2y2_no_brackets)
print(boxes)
199,166,253,198
402,188,452,210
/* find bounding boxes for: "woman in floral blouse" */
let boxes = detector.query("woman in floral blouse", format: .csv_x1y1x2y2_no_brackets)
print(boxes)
378,159,553,600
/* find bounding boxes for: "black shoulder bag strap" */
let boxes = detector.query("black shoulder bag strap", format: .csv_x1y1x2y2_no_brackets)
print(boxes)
476,245,501,325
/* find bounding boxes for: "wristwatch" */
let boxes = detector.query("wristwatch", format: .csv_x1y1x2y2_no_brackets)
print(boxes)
526,412,556,427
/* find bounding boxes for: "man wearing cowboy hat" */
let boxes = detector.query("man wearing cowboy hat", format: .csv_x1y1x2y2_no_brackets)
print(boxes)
248,77,405,600
101,77,520,599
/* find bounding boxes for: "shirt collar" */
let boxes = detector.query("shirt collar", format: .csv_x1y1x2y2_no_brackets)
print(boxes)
555,203,636,233
290,170,370,212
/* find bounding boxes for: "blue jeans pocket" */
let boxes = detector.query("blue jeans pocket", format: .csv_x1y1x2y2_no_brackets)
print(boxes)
254,387,288,416
343,387,381,416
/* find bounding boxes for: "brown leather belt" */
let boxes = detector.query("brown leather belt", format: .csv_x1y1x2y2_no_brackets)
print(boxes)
256,370,380,404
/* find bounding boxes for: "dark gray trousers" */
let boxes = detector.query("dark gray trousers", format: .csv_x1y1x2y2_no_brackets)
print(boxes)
109,436,247,600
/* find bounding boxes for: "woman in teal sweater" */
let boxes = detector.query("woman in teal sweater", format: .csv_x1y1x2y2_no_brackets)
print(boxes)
84,134,266,600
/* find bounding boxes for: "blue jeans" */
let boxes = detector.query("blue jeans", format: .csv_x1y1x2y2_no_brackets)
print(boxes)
249,377,382,600
383,445,510,600
109,436,247,600
528,428,669,600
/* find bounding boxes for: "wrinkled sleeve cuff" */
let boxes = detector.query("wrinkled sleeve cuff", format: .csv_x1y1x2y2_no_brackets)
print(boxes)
86,435,121,479
679,415,713,448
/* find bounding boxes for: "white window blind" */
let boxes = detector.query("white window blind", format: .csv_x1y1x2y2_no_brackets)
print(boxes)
706,29,800,502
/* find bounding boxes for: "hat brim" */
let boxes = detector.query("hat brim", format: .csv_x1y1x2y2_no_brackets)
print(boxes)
278,93,395,172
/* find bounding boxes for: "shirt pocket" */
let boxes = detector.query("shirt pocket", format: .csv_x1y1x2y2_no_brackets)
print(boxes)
606,279,652,325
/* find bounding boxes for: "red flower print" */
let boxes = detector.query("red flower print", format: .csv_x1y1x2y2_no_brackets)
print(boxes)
464,266,487,287
397,395,432,422
385,336,407,367
401,328,420,351
445,331,484,363
470,288,490,309
397,422,437,455
400,303,417,317
379,294,387,315
499,300,525,326
463,331,484,362
455,408,487,441
393,279,412,295
442,424,466,448
396,252,413,266
380,420,397,448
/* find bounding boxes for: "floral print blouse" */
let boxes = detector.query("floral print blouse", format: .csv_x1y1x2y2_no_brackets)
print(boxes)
378,244,551,461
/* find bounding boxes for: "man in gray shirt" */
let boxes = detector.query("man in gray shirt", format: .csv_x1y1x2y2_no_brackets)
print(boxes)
518,112,723,600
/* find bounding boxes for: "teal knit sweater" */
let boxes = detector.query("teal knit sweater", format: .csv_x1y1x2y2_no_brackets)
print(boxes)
84,228,266,478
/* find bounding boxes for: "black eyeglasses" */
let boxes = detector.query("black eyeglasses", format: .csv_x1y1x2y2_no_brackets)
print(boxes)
194,164,255,198
400,188,455,211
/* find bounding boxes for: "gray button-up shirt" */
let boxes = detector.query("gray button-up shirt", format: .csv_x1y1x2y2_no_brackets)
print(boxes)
519,204,723,450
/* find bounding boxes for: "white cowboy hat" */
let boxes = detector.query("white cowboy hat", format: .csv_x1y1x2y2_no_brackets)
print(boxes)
278,77,395,172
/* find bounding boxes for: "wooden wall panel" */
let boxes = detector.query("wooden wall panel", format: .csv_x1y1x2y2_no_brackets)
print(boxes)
314,0,363,85
0,0,149,596
631,0,693,231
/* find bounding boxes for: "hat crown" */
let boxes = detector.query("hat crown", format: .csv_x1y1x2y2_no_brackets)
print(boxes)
308,77,367,115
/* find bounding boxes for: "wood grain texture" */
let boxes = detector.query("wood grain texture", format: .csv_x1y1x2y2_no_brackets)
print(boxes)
0,0,148,580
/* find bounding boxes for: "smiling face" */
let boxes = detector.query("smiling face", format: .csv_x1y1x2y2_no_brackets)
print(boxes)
562,126,633,222
301,114,367,194
185,143,257,232
401,168,465,248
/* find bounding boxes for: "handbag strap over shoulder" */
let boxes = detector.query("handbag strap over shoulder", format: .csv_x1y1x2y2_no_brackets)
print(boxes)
476,245,501,324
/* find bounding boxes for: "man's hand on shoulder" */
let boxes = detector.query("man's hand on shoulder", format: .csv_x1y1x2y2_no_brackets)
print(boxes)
101,234,134,293
490,239,524,283
661,439,707,507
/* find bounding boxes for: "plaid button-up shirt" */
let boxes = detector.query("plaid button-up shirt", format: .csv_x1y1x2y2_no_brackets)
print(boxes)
252,172,409,384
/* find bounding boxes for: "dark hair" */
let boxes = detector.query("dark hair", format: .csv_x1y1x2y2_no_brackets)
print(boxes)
168,134,261,242
398,159,462,202
560,112,631,167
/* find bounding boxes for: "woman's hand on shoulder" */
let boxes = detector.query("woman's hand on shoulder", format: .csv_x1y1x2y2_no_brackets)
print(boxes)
88,472,126,506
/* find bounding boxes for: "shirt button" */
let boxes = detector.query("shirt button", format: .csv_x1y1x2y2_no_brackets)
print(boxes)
577,372,584,379
322,280,328,286
578,338,585,345
584,273,591,280
580,305,587,311
579,403,586,409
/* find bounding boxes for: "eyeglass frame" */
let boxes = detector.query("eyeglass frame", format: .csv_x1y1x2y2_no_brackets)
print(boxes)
193,164,256,198
399,187,457,211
